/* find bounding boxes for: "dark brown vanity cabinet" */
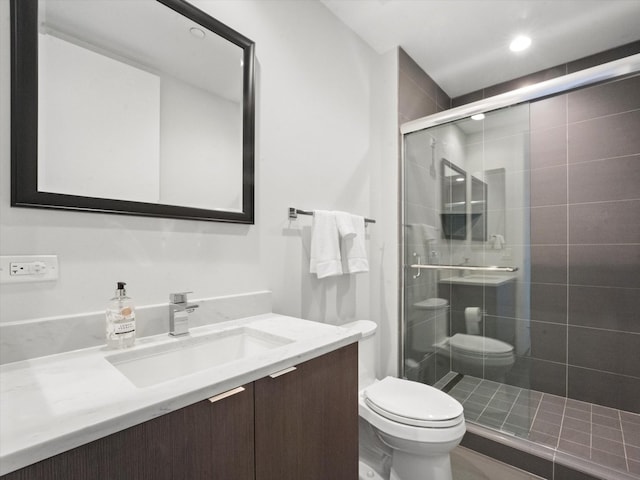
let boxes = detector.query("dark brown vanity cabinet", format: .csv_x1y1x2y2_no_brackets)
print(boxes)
1,383,256,480
255,342,358,480
1,344,358,480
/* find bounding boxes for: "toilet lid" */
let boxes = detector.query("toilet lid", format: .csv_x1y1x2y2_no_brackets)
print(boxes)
363,377,464,428
413,298,448,310
450,333,513,355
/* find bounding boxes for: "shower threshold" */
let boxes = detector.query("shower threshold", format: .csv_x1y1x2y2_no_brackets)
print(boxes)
437,374,640,480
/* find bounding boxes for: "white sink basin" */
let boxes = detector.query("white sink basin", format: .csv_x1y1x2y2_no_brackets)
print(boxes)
107,327,293,388
440,274,517,286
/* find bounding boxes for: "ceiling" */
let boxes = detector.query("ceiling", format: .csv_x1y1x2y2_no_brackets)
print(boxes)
320,0,640,98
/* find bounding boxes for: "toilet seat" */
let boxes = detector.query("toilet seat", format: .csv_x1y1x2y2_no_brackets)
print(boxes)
413,298,448,310
363,377,464,428
449,333,513,357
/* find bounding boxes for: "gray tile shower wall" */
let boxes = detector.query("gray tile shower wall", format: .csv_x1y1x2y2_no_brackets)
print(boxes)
529,74,640,413
399,48,451,123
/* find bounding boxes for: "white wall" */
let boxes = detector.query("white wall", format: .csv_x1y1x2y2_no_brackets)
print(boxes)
369,48,399,377
0,0,398,358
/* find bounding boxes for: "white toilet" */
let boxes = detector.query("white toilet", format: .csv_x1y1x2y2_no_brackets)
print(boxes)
345,320,465,480
412,298,515,382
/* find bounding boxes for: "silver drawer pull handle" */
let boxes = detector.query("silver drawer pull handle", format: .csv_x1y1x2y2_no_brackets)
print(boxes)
269,366,297,378
208,386,245,403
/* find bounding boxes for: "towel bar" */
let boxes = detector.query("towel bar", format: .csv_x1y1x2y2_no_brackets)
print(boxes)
289,207,376,224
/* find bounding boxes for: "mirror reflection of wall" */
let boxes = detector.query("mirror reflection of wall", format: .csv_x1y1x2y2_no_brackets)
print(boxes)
38,32,163,203
30,0,249,215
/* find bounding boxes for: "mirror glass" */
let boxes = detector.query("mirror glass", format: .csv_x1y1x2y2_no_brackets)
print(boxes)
440,158,467,240
484,168,506,243
470,175,487,241
11,0,255,223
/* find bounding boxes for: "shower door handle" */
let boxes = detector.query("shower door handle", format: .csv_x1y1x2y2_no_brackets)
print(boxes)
412,253,421,279
410,264,518,272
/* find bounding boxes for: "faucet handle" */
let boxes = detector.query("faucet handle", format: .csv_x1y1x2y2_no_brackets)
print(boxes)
170,291,193,304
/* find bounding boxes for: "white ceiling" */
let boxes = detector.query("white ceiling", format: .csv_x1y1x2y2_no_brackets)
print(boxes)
320,0,640,98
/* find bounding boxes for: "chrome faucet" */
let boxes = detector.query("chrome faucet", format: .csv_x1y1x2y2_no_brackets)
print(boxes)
169,292,199,336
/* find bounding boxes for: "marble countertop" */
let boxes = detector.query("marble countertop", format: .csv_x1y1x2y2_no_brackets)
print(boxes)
0,313,360,476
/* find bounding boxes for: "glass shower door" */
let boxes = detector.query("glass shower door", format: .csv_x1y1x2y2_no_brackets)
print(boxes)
402,104,535,438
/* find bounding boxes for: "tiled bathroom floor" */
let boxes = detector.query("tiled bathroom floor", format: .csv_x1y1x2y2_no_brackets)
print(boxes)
451,446,545,480
446,376,640,478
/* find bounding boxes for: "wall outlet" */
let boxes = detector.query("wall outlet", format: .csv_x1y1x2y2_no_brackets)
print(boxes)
0,255,59,284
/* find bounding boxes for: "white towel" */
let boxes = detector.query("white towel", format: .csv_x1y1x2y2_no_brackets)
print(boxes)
492,234,505,250
334,211,357,239
422,224,439,242
343,214,369,274
310,210,343,279
407,223,439,245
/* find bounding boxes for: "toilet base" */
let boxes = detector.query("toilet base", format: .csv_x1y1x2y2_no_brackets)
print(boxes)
359,460,385,480
389,450,452,480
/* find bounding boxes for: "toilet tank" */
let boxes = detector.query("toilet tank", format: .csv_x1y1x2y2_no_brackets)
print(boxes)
411,298,449,352
342,320,377,390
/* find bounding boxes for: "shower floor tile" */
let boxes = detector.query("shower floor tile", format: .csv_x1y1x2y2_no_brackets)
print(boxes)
445,375,640,479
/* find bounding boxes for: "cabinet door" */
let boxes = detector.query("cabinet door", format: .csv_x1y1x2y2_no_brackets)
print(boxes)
254,343,358,480
1,383,254,480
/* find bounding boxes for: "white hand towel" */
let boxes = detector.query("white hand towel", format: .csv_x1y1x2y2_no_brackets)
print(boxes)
421,224,439,243
334,211,357,239
492,234,505,250
407,223,439,245
344,214,369,274
310,210,343,279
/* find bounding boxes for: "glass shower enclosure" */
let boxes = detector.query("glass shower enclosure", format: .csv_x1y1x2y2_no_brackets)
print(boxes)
401,104,537,437
400,56,640,477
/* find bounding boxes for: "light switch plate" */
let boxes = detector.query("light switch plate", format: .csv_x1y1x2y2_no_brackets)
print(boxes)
0,255,59,284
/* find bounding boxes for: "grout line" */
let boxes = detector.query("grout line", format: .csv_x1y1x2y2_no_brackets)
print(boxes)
589,401,593,461
530,390,543,429
477,380,500,419
500,387,524,431
565,93,571,404
457,378,482,405
474,382,492,418
555,394,568,451
619,409,630,472
456,386,473,404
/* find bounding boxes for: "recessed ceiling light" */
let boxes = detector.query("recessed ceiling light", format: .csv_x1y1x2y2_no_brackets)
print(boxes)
189,27,206,39
471,113,485,121
509,35,531,52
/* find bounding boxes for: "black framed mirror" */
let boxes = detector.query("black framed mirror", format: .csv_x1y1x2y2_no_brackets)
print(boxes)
11,0,255,223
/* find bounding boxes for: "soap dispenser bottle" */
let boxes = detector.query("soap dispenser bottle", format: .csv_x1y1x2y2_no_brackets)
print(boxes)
106,282,136,349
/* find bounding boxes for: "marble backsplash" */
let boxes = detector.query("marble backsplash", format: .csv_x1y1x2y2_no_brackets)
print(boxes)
0,290,272,364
